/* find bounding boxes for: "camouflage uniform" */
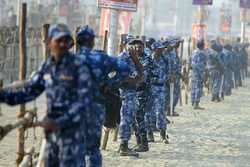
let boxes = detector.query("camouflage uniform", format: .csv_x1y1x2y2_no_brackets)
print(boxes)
143,47,157,133
150,42,168,132
191,49,206,104
119,51,139,142
133,52,153,140
168,49,182,108
0,24,93,167
77,25,130,167
222,46,234,95
207,43,223,101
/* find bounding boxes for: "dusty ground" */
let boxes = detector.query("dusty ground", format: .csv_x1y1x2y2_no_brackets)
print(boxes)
0,79,250,167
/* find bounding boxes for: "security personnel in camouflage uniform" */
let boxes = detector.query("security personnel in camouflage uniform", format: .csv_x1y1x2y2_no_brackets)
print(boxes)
150,41,169,144
169,38,182,116
223,44,234,96
76,25,131,167
132,39,153,152
191,39,207,109
207,42,224,102
232,45,242,88
144,38,158,142
217,43,226,100
0,24,93,167
118,36,144,157
163,38,181,116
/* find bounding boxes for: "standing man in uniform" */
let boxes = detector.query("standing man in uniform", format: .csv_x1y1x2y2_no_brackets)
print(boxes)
144,38,157,142
223,44,234,96
118,36,144,157
232,45,242,88
191,39,207,109
0,24,93,167
207,42,223,102
164,38,181,116
150,41,169,144
76,25,132,166
132,39,153,152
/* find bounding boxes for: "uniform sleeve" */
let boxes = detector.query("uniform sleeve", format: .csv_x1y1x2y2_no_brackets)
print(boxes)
0,65,45,106
54,64,93,130
106,56,131,86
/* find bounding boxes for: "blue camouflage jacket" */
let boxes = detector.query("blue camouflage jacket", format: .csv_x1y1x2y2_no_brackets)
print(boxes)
137,53,153,92
118,50,140,97
77,47,130,102
0,53,93,131
206,49,222,73
151,53,168,86
223,49,234,71
167,50,182,80
191,49,207,80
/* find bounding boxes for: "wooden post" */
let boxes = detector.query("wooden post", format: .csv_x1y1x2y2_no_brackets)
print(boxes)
16,3,27,166
74,26,81,54
179,41,184,107
102,30,108,53
42,24,50,60
112,127,119,142
101,128,110,150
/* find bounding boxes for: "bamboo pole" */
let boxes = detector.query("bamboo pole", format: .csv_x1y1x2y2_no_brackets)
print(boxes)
0,112,35,141
101,127,110,150
16,3,27,166
35,139,46,167
112,127,119,142
103,30,108,53
42,24,50,60
74,26,81,54
19,147,35,167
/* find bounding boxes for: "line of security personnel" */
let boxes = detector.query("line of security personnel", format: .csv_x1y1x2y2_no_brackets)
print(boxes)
0,24,144,166
0,23,248,166
189,38,249,109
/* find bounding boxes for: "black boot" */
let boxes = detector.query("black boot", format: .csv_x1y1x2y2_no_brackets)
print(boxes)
147,131,155,142
221,93,224,100
119,141,139,157
135,135,141,146
134,135,149,152
172,112,179,117
216,96,221,102
193,102,205,110
160,130,169,144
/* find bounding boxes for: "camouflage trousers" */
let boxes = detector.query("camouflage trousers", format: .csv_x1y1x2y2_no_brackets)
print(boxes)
234,69,242,87
210,70,221,98
85,103,105,167
133,91,148,139
151,85,167,131
191,78,203,104
119,93,139,142
224,70,233,95
173,79,181,108
144,90,157,133
45,129,85,167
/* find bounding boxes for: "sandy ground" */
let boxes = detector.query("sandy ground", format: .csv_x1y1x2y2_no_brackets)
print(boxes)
0,79,250,167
